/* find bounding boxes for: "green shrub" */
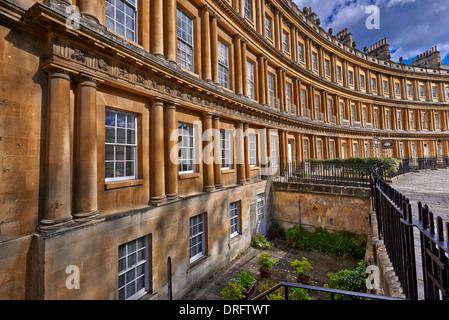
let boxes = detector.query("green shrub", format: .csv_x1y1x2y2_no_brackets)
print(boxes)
266,293,285,300
285,227,366,261
251,234,273,250
220,281,245,300
237,271,255,291
290,288,311,300
258,252,276,270
326,261,368,300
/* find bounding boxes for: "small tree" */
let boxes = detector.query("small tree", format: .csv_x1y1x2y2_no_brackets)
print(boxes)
291,257,313,281
220,281,245,300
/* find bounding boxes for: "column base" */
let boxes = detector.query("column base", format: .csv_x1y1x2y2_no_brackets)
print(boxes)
214,184,223,189
72,210,101,222
237,179,247,185
166,193,179,201
38,216,73,231
149,196,167,206
203,185,215,193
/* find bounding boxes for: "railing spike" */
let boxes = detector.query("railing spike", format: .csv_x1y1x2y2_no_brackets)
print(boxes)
429,211,435,235
437,217,444,242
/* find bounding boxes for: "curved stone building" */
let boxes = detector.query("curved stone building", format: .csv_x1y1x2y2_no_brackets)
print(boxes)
0,0,448,299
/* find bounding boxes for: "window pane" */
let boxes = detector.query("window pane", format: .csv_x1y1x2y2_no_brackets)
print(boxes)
106,127,116,143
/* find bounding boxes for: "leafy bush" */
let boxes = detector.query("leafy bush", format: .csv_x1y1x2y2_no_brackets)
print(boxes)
290,257,313,279
290,288,311,300
258,252,276,270
285,227,367,261
266,293,285,300
251,234,273,250
237,271,255,291
326,261,368,300
220,281,245,300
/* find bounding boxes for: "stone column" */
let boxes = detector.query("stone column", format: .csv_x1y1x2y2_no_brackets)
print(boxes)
241,39,248,97
234,36,242,95
73,76,100,222
236,122,246,184
203,112,215,192
150,99,166,205
165,103,179,200
165,0,177,63
40,68,73,230
258,55,266,105
213,115,222,188
244,123,251,182
151,0,164,57
211,13,219,84
202,6,212,81
79,0,100,22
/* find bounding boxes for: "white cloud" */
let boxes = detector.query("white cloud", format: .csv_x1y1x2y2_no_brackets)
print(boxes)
293,0,449,64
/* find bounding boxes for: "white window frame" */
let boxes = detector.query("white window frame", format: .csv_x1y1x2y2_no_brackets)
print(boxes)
383,80,388,93
106,0,138,42
118,236,149,300
419,85,425,97
303,140,308,160
265,16,272,39
244,0,252,20
409,111,414,130
435,113,440,130
371,78,376,91
105,109,138,182
325,60,330,76
221,129,232,170
385,110,390,130
218,40,230,89
268,73,275,107
407,84,412,96
301,89,307,116
298,44,304,62
257,194,265,225
270,135,277,166
178,122,195,174
317,140,322,160
230,201,240,238
247,60,255,100
397,111,402,130
360,75,365,88
348,71,353,85
282,32,289,52
189,214,205,263
249,134,257,167
337,66,342,82
312,53,317,70
285,83,292,112
177,8,194,72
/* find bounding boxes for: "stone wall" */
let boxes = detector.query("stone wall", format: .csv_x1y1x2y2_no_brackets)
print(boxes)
271,182,371,235
15,181,267,300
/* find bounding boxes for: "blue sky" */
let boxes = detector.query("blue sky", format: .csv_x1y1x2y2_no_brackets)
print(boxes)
294,0,449,66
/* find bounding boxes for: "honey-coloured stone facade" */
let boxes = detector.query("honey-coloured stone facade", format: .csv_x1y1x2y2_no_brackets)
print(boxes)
0,0,448,299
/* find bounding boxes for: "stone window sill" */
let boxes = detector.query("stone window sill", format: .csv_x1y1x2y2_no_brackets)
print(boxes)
105,179,144,190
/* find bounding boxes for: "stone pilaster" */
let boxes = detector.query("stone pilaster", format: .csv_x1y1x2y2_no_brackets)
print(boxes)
40,68,73,230
73,76,101,221
150,99,166,205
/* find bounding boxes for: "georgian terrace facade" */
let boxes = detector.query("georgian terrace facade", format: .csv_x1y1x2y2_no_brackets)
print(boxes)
0,0,448,300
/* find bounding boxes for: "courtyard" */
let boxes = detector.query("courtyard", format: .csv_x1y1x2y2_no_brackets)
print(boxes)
184,238,359,300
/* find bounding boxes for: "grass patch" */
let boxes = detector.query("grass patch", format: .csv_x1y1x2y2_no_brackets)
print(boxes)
285,226,366,261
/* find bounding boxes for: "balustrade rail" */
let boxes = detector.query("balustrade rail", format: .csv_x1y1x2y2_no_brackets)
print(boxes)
371,164,449,300
270,162,371,188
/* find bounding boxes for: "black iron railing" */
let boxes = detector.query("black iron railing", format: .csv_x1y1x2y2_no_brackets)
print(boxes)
371,163,449,300
252,282,403,301
270,162,371,188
